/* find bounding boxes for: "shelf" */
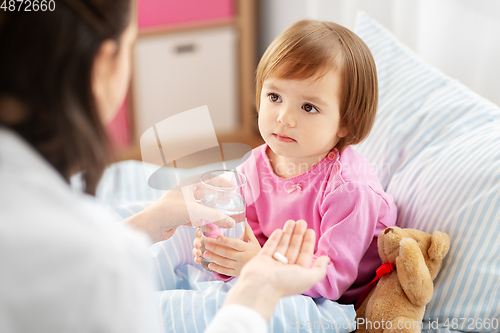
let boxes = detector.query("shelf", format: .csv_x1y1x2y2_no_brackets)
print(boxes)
138,17,236,37
110,0,258,162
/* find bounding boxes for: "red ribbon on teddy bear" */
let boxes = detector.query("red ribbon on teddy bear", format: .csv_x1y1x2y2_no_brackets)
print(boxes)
355,260,394,309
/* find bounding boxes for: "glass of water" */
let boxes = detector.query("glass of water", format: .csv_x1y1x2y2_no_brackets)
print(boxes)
199,169,247,272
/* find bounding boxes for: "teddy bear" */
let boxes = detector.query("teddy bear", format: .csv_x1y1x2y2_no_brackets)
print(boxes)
355,227,450,333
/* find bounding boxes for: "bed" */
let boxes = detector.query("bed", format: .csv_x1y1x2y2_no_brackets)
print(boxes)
91,12,500,333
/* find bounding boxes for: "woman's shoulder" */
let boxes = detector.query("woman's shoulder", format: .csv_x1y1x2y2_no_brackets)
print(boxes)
0,128,150,265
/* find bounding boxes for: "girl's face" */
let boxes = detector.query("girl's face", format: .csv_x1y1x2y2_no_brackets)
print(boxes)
258,70,347,163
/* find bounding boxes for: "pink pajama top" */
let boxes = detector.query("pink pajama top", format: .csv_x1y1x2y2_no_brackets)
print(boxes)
221,144,397,303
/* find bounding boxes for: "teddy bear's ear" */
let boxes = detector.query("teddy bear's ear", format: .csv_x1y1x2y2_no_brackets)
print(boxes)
428,231,451,260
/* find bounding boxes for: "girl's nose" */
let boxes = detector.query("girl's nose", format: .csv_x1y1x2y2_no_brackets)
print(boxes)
276,107,296,127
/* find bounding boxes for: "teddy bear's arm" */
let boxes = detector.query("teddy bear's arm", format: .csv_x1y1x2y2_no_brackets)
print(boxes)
396,238,434,306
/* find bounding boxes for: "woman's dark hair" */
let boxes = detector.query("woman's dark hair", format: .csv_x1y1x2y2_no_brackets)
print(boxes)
0,0,132,194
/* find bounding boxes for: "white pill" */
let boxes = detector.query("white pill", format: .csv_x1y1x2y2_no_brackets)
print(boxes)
272,251,288,264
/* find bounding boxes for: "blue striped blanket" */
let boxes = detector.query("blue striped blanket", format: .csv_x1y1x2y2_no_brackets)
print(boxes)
87,160,356,333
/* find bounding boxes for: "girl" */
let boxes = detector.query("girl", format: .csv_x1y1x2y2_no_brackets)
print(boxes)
194,19,397,303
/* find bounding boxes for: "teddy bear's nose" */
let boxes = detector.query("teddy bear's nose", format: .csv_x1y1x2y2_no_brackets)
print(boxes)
384,228,394,234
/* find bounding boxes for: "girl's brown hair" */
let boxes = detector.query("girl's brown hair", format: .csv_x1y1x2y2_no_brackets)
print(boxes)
0,0,132,195
256,20,378,153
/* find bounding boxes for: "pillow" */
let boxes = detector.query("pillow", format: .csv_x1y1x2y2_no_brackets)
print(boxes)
354,12,500,332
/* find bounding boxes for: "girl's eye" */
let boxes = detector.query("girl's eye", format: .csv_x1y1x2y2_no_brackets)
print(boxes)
268,93,282,103
303,103,319,113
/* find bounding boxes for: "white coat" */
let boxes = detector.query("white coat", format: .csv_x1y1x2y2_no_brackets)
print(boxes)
0,128,161,333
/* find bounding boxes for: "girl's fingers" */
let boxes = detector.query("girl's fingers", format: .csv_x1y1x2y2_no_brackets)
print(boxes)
274,220,296,257
192,247,202,257
203,250,237,268
212,235,246,251
284,219,308,264
208,262,236,276
193,233,202,249
205,243,240,260
193,239,200,249
295,229,317,267
244,221,258,243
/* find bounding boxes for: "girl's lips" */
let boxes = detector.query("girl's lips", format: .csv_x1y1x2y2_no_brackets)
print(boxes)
273,133,296,143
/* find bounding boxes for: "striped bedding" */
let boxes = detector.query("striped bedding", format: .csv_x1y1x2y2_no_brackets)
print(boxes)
354,12,500,333
90,161,356,333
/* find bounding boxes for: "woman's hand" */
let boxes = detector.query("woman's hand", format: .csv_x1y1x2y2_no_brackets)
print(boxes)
193,221,262,277
124,174,235,243
222,220,330,320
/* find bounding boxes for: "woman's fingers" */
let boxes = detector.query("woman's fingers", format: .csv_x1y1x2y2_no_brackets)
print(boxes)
261,220,297,258
185,202,235,228
185,174,235,201
274,220,296,256
256,220,324,272
284,219,308,264
260,229,284,257
176,174,236,228
307,256,330,282
283,255,329,295
295,229,317,267
313,256,330,269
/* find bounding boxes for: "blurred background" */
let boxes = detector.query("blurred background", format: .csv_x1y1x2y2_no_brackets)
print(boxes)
111,0,500,160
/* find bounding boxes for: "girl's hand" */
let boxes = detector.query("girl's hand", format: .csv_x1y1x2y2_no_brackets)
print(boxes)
193,228,203,264
193,221,262,277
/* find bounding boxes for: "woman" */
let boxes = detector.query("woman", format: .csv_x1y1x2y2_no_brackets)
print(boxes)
0,1,328,332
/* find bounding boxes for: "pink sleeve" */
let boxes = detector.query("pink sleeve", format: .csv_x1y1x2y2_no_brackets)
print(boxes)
240,152,268,247
302,183,385,300
213,272,234,281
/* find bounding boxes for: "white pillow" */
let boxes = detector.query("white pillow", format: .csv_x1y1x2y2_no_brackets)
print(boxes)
354,12,500,332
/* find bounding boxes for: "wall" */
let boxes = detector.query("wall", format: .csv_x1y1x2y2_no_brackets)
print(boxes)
258,0,500,107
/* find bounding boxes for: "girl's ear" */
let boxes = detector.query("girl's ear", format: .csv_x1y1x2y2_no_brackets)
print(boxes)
337,126,348,138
